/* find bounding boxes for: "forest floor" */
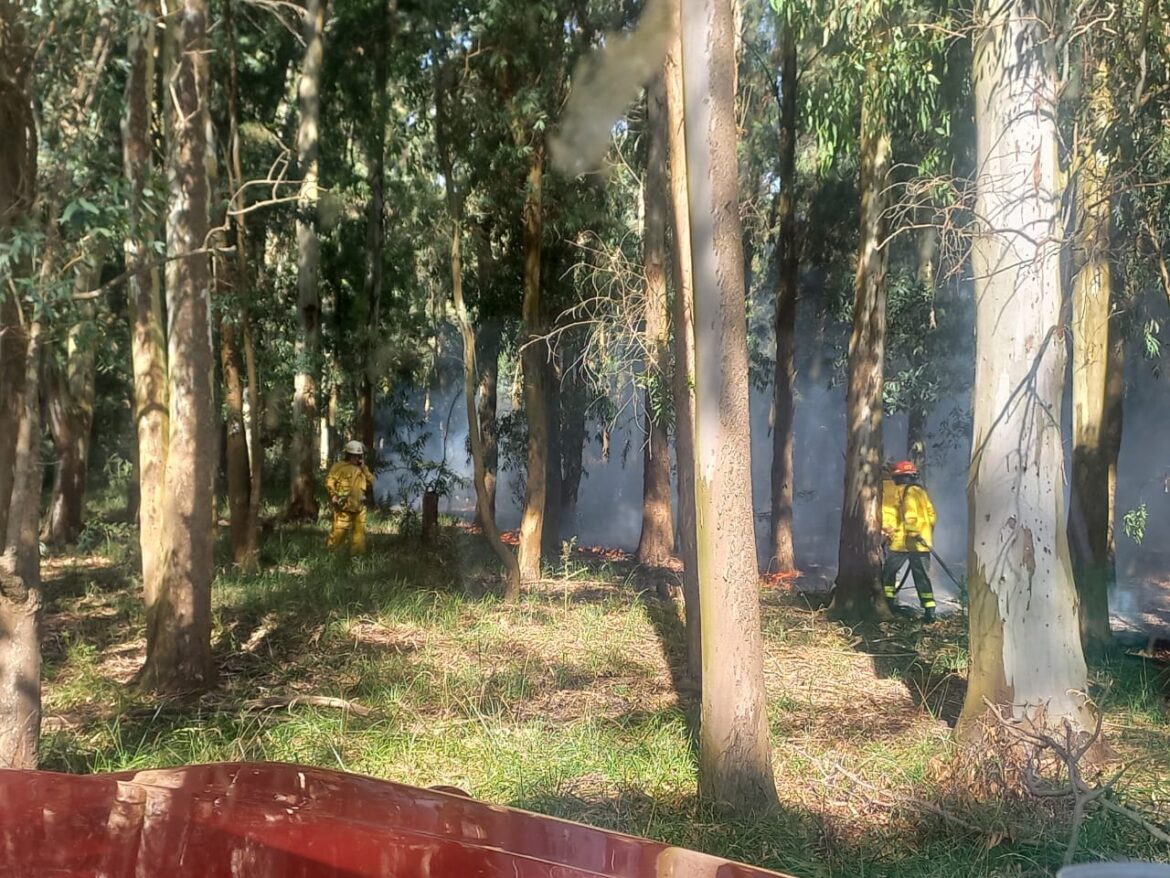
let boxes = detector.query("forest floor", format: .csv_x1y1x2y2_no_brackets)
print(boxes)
37,508,1170,878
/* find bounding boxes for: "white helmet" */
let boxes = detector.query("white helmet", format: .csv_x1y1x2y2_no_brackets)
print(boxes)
344,440,365,456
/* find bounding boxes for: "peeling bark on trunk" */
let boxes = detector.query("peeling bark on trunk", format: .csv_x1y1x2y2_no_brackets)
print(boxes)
682,0,778,812
219,309,250,565
124,0,169,613
957,0,1094,741
831,74,893,623
288,0,327,521
140,0,215,694
768,18,797,574
43,272,99,548
665,6,701,687
906,222,936,474
637,74,675,568
518,151,547,584
1068,142,1119,660
475,324,501,528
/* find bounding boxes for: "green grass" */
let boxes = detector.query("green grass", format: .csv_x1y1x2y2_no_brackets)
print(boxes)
36,515,1170,877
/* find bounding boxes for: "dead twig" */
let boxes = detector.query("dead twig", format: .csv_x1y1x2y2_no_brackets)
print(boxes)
241,695,372,717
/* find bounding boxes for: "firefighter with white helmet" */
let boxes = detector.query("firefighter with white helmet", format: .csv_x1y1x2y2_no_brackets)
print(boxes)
325,440,375,554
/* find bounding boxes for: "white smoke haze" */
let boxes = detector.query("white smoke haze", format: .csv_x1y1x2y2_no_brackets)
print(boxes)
373,285,1170,633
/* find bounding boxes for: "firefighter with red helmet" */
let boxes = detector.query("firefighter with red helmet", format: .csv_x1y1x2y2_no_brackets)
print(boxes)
881,460,937,622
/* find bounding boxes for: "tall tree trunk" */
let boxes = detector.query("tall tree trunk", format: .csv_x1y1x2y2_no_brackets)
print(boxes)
1068,138,1118,660
288,0,327,521
0,11,40,761
682,0,778,812
124,0,168,614
957,0,1094,742
225,0,260,567
830,72,893,623
141,0,215,693
542,351,563,558
768,17,798,574
0,294,28,543
358,1,391,506
518,150,547,583
0,316,43,770
906,221,936,473
43,272,99,547
475,324,501,528
435,69,522,599
637,74,675,567
559,354,587,521
665,6,701,687
219,310,250,565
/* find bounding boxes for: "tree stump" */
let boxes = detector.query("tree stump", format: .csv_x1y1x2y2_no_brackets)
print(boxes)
421,489,439,543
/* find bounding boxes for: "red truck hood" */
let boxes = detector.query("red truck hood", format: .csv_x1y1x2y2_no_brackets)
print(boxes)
0,762,793,877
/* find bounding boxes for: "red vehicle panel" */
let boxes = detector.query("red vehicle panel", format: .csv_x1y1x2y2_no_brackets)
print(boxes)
0,763,794,878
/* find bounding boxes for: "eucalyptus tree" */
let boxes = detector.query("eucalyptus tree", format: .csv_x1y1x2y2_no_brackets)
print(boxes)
957,0,1095,742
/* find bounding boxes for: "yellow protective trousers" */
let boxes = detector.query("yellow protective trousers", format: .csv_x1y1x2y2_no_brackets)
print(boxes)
327,507,366,554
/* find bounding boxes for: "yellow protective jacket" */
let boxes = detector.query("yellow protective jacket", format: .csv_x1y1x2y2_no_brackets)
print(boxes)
881,479,936,552
325,461,375,514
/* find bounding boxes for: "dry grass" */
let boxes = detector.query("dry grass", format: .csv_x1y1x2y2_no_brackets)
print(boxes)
34,518,1170,876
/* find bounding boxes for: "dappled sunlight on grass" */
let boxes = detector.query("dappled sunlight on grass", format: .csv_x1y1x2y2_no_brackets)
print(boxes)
36,519,1170,876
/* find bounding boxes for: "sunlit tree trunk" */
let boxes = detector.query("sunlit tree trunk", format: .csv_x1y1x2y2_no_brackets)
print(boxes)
288,0,327,521
141,0,215,693
43,270,99,547
518,149,547,583
219,307,251,564
0,6,40,763
123,0,169,620
1068,129,1120,660
682,0,778,811
768,17,798,574
906,221,936,473
831,71,893,623
665,4,701,686
957,0,1094,742
637,74,675,567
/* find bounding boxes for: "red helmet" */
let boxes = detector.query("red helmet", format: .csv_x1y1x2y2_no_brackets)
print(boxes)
892,460,918,476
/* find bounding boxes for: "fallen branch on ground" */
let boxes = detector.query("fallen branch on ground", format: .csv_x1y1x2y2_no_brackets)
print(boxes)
242,695,372,717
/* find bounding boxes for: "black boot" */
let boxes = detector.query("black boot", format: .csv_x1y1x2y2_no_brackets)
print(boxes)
922,607,936,624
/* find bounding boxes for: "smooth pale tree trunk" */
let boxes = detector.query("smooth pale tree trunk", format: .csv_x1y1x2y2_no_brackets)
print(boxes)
140,0,215,693
288,0,327,521
434,75,522,599
957,0,1095,742
768,17,798,574
637,75,675,567
219,309,251,564
124,0,168,613
43,274,99,548
0,293,27,543
906,221,936,473
664,6,701,687
681,0,779,812
475,324,501,528
225,0,260,567
831,74,893,623
542,354,563,559
518,150,547,583
1068,142,1120,660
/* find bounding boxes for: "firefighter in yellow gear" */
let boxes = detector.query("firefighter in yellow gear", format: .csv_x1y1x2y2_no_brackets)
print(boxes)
325,440,375,554
881,460,938,622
